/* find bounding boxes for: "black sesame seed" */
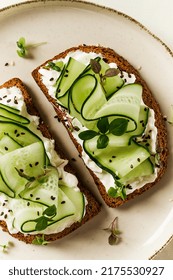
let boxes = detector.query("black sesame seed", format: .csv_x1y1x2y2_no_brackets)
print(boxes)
54,115,60,122
4,214,7,219
109,159,112,163
112,155,116,158
36,197,40,200
16,133,20,137
2,203,6,206
29,163,33,167
126,184,133,189
130,164,133,168
27,202,30,206
51,196,56,200
35,162,39,166
0,212,4,216
30,194,33,197
7,99,11,103
37,211,40,216
14,129,18,134
137,158,141,162
20,169,24,172
49,77,54,81
5,62,9,66
61,201,66,204
5,147,8,151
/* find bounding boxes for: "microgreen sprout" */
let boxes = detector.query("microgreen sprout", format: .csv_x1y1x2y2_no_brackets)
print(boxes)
16,37,47,58
90,58,120,86
32,234,49,246
103,217,122,245
0,241,14,253
79,117,128,149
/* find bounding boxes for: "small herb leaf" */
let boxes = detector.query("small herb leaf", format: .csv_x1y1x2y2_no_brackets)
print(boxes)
97,117,109,134
109,118,128,136
47,61,61,72
32,234,49,245
103,217,122,246
104,68,120,78
17,37,26,48
35,217,48,231
90,59,101,74
97,134,109,149
43,204,56,217
79,130,98,140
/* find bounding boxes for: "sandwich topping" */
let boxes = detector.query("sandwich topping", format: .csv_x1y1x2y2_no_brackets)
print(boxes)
0,86,86,235
39,50,159,200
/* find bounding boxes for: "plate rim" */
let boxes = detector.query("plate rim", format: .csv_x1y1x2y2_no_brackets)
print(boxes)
0,0,173,58
0,0,173,260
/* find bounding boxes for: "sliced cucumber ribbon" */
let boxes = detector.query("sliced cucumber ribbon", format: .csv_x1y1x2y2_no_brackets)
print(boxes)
70,74,142,132
53,56,155,195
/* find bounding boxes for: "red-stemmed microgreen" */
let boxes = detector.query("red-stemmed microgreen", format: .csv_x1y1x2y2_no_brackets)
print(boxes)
103,217,122,245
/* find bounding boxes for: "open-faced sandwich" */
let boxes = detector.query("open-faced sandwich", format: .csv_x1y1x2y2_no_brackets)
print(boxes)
0,78,101,244
32,45,168,207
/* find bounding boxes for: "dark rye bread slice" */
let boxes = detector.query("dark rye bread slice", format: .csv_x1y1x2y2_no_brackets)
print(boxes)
32,45,168,207
0,78,101,244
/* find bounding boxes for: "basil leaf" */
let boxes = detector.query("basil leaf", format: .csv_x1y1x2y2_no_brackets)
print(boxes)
79,130,98,140
109,118,128,136
43,204,56,217
35,217,48,231
97,117,109,134
97,134,109,149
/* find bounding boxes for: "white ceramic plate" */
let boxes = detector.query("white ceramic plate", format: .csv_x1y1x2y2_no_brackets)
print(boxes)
0,0,173,260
